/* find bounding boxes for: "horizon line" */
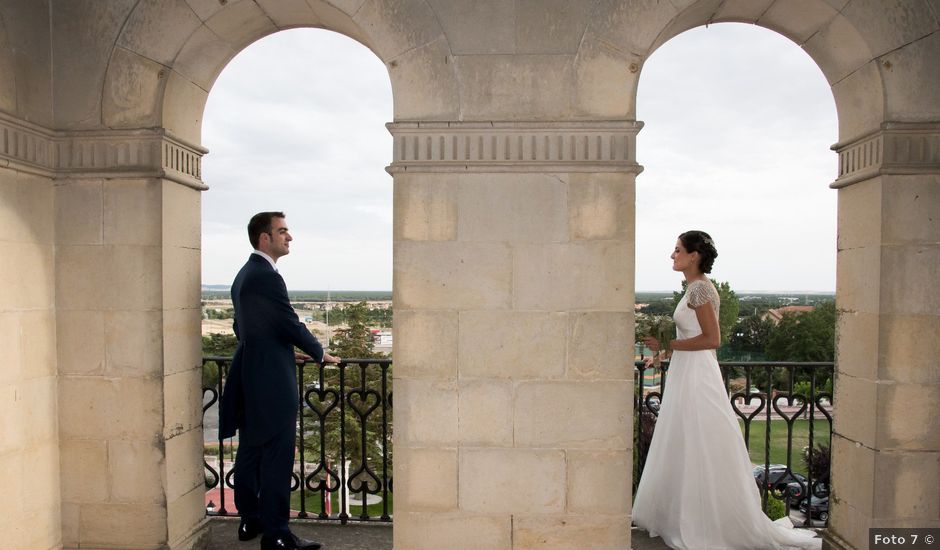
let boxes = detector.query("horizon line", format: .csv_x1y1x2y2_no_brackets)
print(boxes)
201,285,834,294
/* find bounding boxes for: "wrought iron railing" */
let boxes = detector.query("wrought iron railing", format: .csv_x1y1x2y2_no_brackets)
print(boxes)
634,361,834,527
203,356,831,527
202,357,393,523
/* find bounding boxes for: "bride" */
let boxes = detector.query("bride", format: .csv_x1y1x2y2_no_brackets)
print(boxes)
632,230,821,550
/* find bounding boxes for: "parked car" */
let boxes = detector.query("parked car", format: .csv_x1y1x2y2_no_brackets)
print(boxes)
752,465,807,496
786,479,830,506
799,494,830,521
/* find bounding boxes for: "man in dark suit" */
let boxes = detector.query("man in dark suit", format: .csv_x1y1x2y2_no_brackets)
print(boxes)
219,211,340,550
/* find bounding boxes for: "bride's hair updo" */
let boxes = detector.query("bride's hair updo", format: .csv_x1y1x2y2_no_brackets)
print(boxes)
678,230,718,274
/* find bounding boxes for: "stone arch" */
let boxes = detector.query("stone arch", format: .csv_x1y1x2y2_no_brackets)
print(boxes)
579,0,896,144
0,11,16,114
99,0,460,145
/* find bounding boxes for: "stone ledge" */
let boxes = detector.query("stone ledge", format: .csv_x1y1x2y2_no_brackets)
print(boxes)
387,120,644,173
0,111,208,190
831,122,940,188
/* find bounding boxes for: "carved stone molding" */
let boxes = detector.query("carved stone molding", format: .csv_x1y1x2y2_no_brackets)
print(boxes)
0,112,207,189
386,121,644,173
831,123,940,188
0,114,55,176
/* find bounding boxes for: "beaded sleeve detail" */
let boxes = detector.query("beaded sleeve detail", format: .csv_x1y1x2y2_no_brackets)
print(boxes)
686,279,720,312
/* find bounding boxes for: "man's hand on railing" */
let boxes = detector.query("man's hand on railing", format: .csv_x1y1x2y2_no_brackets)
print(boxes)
323,353,342,364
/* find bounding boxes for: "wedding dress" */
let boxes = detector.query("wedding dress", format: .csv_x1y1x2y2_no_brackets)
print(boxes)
632,280,821,550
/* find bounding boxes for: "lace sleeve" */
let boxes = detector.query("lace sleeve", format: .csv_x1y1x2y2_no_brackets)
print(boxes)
687,280,717,309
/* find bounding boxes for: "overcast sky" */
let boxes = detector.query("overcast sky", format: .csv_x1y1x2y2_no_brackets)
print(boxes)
202,23,838,293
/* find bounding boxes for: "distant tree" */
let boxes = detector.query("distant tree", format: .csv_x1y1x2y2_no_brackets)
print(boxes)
330,302,382,359
300,302,391,496
765,301,835,362
201,333,238,387
673,279,740,344
730,315,776,353
639,299,676,316
205,308,235,320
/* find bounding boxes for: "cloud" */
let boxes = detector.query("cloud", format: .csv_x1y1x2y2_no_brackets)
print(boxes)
202,23,838,292
635,23,837,291
201,29,393,290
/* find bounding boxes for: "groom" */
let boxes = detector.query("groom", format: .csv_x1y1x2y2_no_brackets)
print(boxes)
219,211,340,550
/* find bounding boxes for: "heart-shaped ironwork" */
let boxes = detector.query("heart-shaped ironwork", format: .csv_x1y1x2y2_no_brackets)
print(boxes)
225,468,236,489
730,392,766,423
347,389,381,419
305,462,341,493
772,393,808,424
814,392,833,422
289,472,301,492
203,387,218,414
347,462,382,494
305,388,340,419
204,461,219,489
643,392,662,417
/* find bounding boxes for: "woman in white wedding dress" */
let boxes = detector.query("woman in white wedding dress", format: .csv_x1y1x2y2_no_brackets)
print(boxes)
633,230,821,550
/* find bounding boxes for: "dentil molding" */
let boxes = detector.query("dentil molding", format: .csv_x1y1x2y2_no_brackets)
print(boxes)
0,112,207,190
386,121,644,173
831,122,940,188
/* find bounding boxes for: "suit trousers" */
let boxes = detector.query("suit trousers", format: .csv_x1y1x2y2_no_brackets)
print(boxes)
234,424,296,537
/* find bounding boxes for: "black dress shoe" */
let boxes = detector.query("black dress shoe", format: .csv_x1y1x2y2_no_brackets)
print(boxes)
237,517,262,541
260,533,322,550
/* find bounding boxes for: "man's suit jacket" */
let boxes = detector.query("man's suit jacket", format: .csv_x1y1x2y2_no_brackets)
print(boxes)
219,254,324,446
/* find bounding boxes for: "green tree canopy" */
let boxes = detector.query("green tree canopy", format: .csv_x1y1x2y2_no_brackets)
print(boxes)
329,301,382,359
201,333,238,387
730,315,776,353
765,301,836,362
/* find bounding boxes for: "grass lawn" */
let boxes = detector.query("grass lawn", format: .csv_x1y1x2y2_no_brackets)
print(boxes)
740,419,831,476
288,490,393,518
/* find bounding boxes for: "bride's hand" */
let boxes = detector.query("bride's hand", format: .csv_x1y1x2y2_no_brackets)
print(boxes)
643,336,661,352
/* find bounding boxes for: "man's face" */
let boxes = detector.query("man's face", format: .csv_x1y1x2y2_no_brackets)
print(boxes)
261,216,292,260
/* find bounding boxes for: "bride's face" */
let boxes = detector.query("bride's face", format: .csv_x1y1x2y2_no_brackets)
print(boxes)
670,239,700,273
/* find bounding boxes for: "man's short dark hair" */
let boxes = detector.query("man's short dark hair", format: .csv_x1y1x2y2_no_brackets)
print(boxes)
248,211,285,249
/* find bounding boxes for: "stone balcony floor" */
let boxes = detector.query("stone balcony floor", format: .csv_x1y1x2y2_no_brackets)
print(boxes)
207,516,822,549
207,517,394,550
206,517,673,549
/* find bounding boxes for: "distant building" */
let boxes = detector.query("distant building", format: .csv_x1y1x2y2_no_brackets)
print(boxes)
371,329,393,347
761,305,815,324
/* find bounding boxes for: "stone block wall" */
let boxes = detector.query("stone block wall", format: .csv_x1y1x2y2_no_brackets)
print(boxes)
392,170,636,549
0,166,61,549
55,176,207,549
0,0,61,547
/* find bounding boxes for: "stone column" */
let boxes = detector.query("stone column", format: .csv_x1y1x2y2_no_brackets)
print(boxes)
0,113,60,549
826,123,940,549
390,121,640,549
54,129,209,550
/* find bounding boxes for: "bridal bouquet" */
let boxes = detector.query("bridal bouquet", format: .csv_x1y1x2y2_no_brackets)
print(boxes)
635,314,676,367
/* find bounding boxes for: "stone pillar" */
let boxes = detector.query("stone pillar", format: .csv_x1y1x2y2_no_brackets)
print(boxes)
0,113,60,549
54,129,209,550
390,121,640,549
826,123,940,549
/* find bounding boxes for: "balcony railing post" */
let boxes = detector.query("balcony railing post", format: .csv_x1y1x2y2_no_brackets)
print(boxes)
297,360,307,519
380,362,391,521
805,370,816,527
338,362,348,524
218,360,228,515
